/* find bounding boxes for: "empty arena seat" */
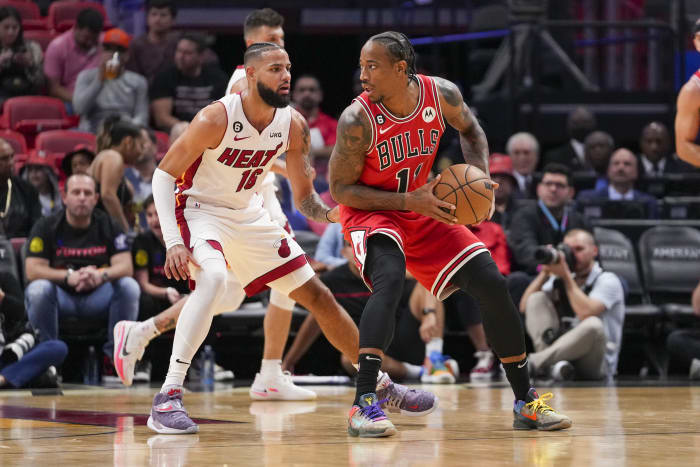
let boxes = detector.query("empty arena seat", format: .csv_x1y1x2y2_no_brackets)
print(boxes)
638,226,700,318
0,129,28,155
47,1,109,32
24,29,58,52
661,197,700,220
1,96,73,145
35,130,96,156
0,0,46,30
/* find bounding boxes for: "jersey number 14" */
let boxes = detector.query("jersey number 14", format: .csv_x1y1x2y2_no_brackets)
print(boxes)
395,163,423,193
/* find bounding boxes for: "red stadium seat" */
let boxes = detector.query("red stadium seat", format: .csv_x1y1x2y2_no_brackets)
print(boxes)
1,96,74,147
0,129,28,155
47,1,109,33
35,129,96,156
24,29,58,52
154,130,169,161
0,0,47,31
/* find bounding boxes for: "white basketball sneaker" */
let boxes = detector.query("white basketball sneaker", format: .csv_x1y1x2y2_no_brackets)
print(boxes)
113,321,149,386
249,371,317,401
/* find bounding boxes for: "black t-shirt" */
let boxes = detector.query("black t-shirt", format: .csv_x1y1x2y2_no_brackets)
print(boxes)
132,230,189,294
150,64,228,123
0,176,41,238
26,209,129,270
319,263,415,324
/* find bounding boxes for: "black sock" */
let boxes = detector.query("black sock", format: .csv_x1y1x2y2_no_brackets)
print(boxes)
502,358,531,402
354,353,382,405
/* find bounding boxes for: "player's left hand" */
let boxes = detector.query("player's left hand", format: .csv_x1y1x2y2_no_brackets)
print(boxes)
326,206,340,223
480,180,499,224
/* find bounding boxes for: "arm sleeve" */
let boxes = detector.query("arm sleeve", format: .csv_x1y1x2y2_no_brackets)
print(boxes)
588,272,624,311
72,69,102,115
25,219,51,260
152,168,183,249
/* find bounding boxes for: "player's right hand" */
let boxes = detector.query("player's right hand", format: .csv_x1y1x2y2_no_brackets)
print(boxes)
165,244,200,281
406,175,458,224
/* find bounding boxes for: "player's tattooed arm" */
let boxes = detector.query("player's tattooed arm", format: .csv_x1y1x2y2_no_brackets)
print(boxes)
329,103,408,210
287,109,334,223
434,76,490,174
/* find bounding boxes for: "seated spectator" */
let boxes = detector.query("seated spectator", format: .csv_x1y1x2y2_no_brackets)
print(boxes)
519,229,625,380
0,138,41,238
126,0,179,85
543,107,596,171
0,6,44,105
44,8,103,107
666,280,700,379
291,74,337,190
506,132,539,198
313,222,347,270
73,28,149,133
20,153,62,216
150,33,228,133
581,131,614,189
24,174,139,381
0,271,67,389
577,148,659,218
638,121,695,177
90,116,146,232
61,145,96,178
489,153,521,233
509,163,590,274
125,128,157,230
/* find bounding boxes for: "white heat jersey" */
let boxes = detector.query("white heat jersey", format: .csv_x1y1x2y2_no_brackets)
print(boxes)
176,92,291,211
227,64,277,188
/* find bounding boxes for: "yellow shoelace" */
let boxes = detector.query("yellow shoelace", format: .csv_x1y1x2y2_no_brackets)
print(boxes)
525,392,557,414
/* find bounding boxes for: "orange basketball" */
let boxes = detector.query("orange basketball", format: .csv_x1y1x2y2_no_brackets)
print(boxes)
433,164,495,225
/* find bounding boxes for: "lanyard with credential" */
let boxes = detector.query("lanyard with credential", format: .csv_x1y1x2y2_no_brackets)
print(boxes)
538,199,568,233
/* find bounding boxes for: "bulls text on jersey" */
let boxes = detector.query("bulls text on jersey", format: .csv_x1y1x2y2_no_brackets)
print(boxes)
376,128,440,171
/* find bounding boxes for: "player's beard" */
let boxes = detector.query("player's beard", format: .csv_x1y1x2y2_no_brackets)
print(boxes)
257,81,290,108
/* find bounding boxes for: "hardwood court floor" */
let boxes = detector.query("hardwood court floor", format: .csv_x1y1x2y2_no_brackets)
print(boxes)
1,382,700,466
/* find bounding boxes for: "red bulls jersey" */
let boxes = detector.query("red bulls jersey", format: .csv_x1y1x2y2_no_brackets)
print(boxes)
353,74,445,194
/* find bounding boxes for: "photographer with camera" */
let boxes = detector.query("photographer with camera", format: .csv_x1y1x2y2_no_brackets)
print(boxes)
519,229,625,380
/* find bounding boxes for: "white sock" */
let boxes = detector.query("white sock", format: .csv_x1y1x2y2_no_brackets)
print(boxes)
426,338,443,357
162,252,228,389
260,359,282,377
403,362,423,379
139,317,160,341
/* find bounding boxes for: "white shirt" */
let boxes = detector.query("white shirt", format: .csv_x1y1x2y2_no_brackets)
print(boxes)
513,171,531,193
639,155,666,177
608,185,634,201
571,138,585,167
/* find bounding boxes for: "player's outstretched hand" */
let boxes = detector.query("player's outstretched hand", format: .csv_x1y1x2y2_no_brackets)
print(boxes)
165,244,200,281
406,175,458,224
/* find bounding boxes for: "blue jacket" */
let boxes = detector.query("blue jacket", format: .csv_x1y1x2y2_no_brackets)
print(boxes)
576,186,659,218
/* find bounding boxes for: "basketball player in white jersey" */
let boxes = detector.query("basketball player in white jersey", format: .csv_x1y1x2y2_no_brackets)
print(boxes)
147,43,360,434
114,8,316,401
675,18,700,167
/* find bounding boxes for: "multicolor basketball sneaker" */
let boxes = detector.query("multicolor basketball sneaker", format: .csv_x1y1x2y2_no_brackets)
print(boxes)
421,350,457,384
348,393,396,438
376,372,438,416
513,388,572,431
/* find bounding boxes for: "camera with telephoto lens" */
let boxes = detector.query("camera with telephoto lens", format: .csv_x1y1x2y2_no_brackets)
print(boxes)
534,243,576,271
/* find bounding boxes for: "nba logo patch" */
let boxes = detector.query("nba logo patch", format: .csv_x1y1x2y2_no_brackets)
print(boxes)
375,114,385,125
422,106,436,123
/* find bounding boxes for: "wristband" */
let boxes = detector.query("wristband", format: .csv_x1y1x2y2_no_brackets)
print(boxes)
422,308,436,316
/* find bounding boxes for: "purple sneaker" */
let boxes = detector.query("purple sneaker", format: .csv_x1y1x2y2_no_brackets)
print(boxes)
375,372,438,417
147,387,199,434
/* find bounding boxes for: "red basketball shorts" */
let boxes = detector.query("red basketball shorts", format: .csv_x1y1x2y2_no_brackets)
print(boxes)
340,207,490,300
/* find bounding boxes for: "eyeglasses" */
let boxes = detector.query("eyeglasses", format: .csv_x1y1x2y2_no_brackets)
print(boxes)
541,181,568,190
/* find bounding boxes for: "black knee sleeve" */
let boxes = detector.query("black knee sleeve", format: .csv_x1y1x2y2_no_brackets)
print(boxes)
451,252,526,359
358,235,406,351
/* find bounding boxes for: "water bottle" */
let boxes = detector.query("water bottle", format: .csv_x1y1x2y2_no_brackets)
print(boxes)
202,345,215,386
84,345,99,385
104,52,120,80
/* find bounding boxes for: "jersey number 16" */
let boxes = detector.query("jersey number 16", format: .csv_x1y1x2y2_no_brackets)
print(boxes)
236,168,264,192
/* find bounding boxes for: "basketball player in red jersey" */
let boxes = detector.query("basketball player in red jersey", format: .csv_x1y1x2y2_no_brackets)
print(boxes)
330,32,572,437
675,19,700,167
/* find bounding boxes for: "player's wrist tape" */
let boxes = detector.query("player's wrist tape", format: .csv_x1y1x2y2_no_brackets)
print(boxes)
152,168,184,250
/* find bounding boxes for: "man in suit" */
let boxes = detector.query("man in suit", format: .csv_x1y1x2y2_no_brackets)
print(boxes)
506,132,539,198
544,107,597,171
577,148,658,218
638,121,695,177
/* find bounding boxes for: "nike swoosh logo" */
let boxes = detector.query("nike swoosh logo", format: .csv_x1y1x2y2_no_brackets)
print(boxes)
408,404,418,410
120,326,132,357
517,360,528,369
234,135,250,141
520,410,538,421
378,124,395,135
366,356,381,362
175,358,190,365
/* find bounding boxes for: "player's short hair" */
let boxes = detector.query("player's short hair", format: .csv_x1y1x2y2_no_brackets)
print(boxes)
76,8,104,33
244,42,284,65
541,162,573,186
147,0,177,17
244,8,284,39
368,31,417,80
179,33,207,53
